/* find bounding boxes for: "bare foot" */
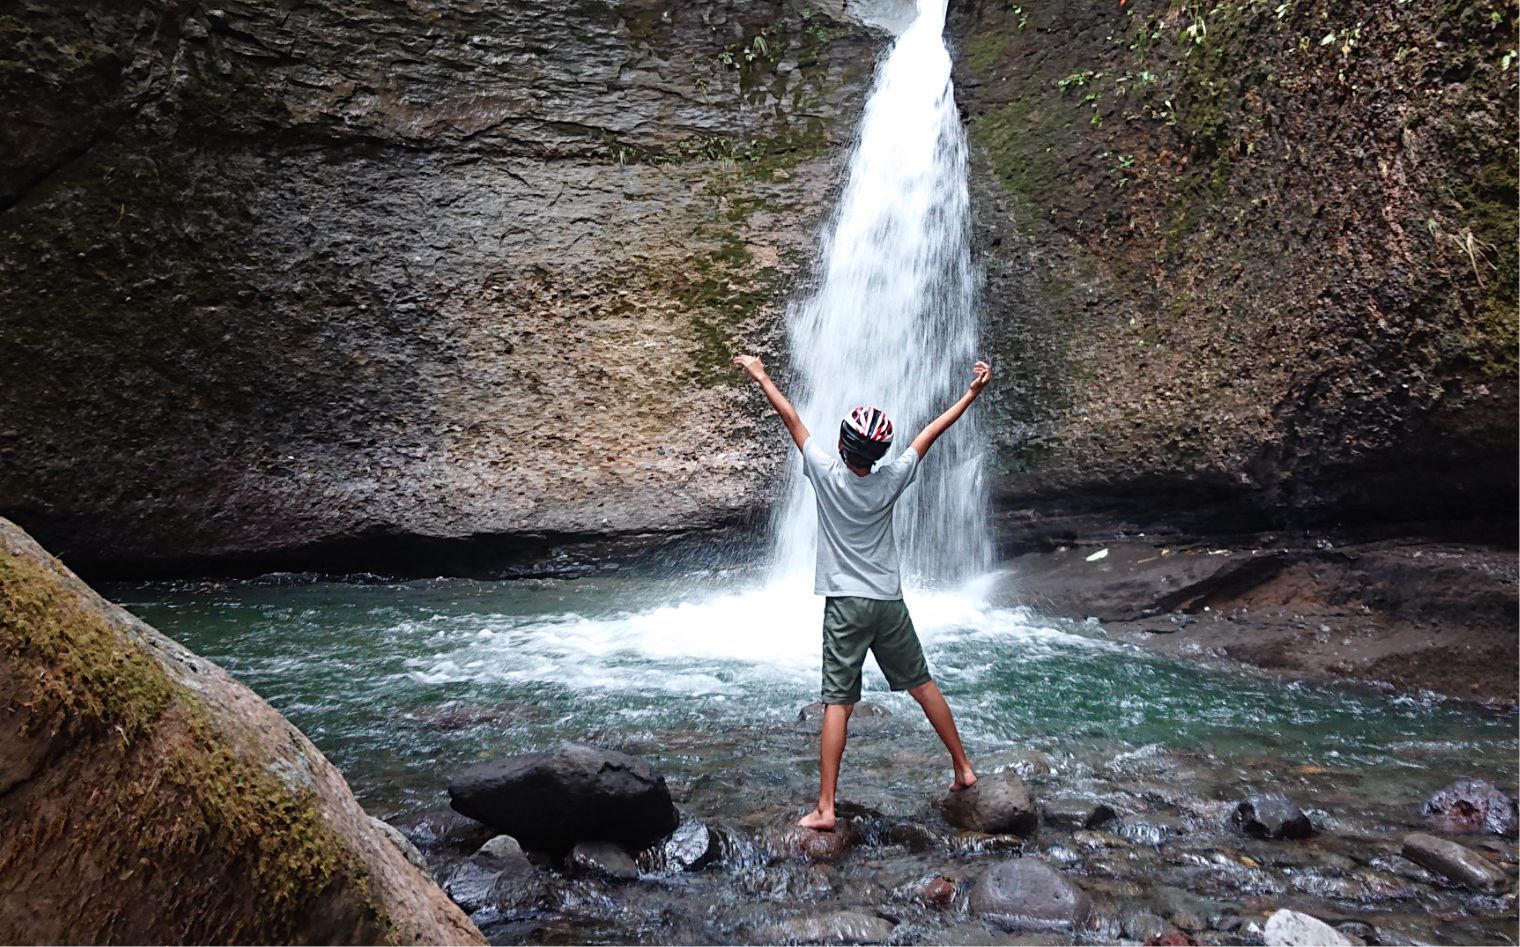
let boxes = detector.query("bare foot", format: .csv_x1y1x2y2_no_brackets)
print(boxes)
950,769,978,792
797,806,836,831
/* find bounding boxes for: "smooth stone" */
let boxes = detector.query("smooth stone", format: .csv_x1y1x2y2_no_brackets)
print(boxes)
968,858,1093,932
940,771,1038,835
1042,796,1118,830
1146,932,1198,946
759,911,896,945
442,832,534,912
488,854,549,916
570,840,638,880
1401,832,1506,890
1232,794,1314,839
884,819,945,852
448,742,678,852
1334,920,1379,945
1263,909,1353,946
391,808,498,858
1422,778,1519,838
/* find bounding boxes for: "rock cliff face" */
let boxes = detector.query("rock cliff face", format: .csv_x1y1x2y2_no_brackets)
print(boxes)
949,0,1517,536
0,0,897,573
0,516,483,943
1,0,1513,574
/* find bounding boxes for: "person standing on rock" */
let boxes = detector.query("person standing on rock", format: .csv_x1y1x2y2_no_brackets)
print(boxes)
733,353,989,831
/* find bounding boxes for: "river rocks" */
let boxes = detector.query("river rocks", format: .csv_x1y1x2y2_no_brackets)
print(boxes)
1422,779,1519,838
0,517,482,945
767,820,862,863
1120,906,1167,942
640,815,720,873
444,836,533,913
570,841,639,880
926,875,959,907
1232,794,1314,840
759,911,896,944
940,771,1038,835
448,743,678,852
968,859,1093,932
1263,909,1354,946
488,856,551,917
1401,832,1506,891
1042,796,1117,830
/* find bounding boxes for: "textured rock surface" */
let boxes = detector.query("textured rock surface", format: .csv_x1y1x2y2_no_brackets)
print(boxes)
448,742,679,852
0,0,892,574
940,771,1038,835
759,911,896,945
569,840,639,880
1423,779,1519,837
950,0,1517,534
968,858,1093,932
0,516,482,944
2,0,1514,577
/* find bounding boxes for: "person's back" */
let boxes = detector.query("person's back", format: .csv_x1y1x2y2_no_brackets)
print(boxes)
801,435,918,599
733,353,991,831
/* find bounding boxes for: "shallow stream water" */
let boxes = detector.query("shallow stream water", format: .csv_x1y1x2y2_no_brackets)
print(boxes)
114,569,1518,946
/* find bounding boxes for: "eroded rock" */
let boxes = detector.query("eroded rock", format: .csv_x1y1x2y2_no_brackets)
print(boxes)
1423,779,1519,838
760,911,896,945
1042,796,1117,830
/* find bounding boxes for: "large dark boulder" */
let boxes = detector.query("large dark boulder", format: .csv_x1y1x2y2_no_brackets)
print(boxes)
448,743,678,853
1232,794,1313,840
940,771,1038,835
968,858,1093,932
1422,779,1519,838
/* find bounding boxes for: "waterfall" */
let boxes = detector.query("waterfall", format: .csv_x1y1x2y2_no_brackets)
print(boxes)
770,0,991,588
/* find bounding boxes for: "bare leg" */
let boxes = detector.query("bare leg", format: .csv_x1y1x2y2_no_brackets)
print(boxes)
798,702,854,829
908,680,977,791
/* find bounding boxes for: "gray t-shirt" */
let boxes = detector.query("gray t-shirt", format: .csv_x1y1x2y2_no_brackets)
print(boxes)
801,436,921,600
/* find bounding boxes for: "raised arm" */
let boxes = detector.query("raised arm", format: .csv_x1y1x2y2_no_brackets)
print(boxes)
910,361,991,458
733,354,810,451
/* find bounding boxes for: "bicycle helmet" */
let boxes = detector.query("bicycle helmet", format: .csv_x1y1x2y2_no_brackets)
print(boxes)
838,405,893,467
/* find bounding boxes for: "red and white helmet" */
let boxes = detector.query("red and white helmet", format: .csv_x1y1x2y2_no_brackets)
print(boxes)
839,405,893,465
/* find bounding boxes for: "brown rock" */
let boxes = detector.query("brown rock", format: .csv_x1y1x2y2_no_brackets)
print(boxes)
0,517,482,945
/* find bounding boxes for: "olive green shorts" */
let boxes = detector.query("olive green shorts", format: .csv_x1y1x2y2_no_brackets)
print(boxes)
821,596,932,705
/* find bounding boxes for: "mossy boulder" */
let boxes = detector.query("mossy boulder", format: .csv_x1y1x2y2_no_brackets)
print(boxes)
0,516,484,945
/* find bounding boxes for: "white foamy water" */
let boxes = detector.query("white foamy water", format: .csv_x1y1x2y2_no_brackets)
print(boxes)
403,582,1109,697
772,0,991,587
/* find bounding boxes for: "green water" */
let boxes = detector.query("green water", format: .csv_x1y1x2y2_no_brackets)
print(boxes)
112,571,1517,825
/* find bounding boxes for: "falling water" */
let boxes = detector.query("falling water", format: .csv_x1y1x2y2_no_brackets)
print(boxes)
772,0,991,587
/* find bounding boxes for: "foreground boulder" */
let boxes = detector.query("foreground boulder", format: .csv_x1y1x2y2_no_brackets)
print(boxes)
448,742,678,852
0,517,482,945
1423,779,1519,838
968,858,1093,931
940,771,1038,835
1231,794,1313,839
1401,832,1507,891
